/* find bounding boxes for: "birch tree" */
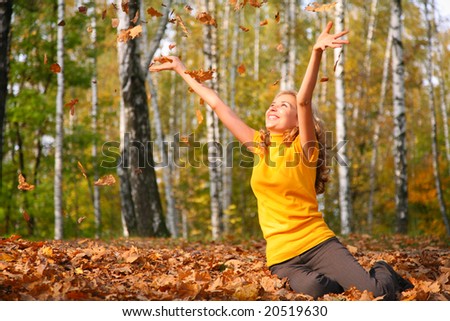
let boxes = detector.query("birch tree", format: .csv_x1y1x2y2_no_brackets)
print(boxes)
54,0,65,240
391,0,408,234
280,0,296,90
117,0,169,237
368,28,392,233
201,0,224,240
423,0,450,236
0,0,12,197
334,0,352,234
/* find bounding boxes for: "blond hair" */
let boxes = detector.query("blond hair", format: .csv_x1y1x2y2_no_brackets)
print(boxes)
260,90,330,194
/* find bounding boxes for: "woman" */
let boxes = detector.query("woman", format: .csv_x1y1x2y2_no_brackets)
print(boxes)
150,22,413,300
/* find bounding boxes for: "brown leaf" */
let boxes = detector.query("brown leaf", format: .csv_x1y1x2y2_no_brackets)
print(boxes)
276,43,285,52
239,25,250,32
22,210,30,222
153,56,173,64
102,9,107,20
184,68,215,83
275,11,280,23
175,15,190,37
94,174,116,186
320,77,329,82
50,63,62,74
131,11,139,24
77,216,86,224
128,25,143,39
184,5,193,13
169,43,177,50
111,18,120,28
195,109,204,125
18,173,35,191
196,12,217,28
121,0,129,14
78,6,88,15
147,7,163,17
260,19,268,26
44,53,48,64
58,20,65,26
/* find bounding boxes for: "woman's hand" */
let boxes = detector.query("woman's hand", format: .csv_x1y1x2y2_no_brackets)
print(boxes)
313,21,349,52
148,55,185,73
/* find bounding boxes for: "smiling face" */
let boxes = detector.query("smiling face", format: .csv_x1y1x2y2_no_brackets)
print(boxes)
265,93,298,134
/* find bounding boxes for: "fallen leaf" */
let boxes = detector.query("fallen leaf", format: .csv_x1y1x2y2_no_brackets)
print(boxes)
77,161,88,179
196,12,217,28
320,77,329,82
169,43,177,50
184,5,193,13
77,217,86,224
260,19,268,26
128,25,143,39
44,53,48,64
195,109,204,125
112,18,120,28
78,6,87,15
65,98,79,116
275,12,280,23
237,63,246,75
276,43,285,52
239,25,250,32
58,20,65,26
22,210,30,222
184,68,215,83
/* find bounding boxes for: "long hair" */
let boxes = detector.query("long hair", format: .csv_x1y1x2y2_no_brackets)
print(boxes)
260,90,330,194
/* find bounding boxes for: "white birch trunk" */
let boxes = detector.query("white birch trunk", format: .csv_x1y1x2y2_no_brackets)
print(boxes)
424,0,450,236
391,0,408,233
368,28,392,233
54,0,65,240
202,0,223,240
335,0,352,235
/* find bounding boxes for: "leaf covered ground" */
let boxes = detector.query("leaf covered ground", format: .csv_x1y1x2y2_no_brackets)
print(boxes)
0,234,449,301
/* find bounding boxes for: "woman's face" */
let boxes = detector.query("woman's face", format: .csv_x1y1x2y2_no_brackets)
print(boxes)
265,93,298,134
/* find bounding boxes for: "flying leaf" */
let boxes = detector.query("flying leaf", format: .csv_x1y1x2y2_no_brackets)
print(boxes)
184,68,215,83
50,63,61,74
112,18,119,28
237,63,246,75
78,6,88,15
121,0,129,14
196,12,217,28
169,43,177,50
147,7,163,17
18,174,35,191
77,216,86,224
131,11,139,24
77,161,88,179
94,174,116,186
249,0,263,8
58,20,65,26
44,53,48,64
305,1,337,13
239,25,250,32
272,79,281,86
195,109,204,125
184,5,193,12
102,9,107,20
65,98,79,116
320,77,329,82
154,56,173,64
128,25,143,39
276,43,285,52
275,11,280,23
260,19,268,26
175,15,190,37
87,26,93,33
22,210,30,222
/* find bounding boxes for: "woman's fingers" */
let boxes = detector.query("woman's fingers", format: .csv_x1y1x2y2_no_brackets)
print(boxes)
325,21,333,33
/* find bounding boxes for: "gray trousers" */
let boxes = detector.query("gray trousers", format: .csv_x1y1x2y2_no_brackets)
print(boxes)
269,237,410,300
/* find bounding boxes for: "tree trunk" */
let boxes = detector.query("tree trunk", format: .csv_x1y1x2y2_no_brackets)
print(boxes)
424,0,450,236
368,28,392,233
431,0,450,175
117,0,169,237
0,0,12,197
54,0,65,240
280,0,296,90
202,0,223,240
334,0,352,235
391,0,408,234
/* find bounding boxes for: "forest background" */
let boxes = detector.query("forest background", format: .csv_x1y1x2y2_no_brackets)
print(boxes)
1,0,450,242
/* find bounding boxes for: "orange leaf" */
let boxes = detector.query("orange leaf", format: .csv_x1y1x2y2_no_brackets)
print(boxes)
131,11,139,24
147,7,163,17
18,174,35,191
22,210,30,222
195,109,204,125
50,63,61,73
320,77,329,82
94,174,116,186
169,43,177,50
175,15,190,37
102,9,107,20
64,98,79,116
305,1,337,13
154,56,173,64
184,68,215,83
184,5,193,13
260,19,268,26
276,43,284,52
111,18,120,28
237,63,246,75
128,25,142,39
272,79,281,86
77,161,88,179
239,25,250,32
196,12,217,28
275,12,280,23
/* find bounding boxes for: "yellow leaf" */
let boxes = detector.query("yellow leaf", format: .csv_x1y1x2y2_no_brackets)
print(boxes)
195,109,204,125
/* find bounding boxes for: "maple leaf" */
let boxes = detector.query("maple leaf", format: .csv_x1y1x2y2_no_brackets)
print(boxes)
147,7,163,17
50,63,61,73
64,98,79,116
94,174,116,186
196,12,217,28
305,1,338,13
184,68,215,83
18,173,35,191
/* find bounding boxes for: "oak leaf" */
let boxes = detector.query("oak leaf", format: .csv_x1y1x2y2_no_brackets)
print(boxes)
196,12,217,28
184,68,215,83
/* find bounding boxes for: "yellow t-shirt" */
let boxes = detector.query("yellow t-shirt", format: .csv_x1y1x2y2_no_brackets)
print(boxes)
250,132,335,267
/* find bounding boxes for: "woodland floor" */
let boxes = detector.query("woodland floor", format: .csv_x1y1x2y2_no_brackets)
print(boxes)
0,234,449,301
